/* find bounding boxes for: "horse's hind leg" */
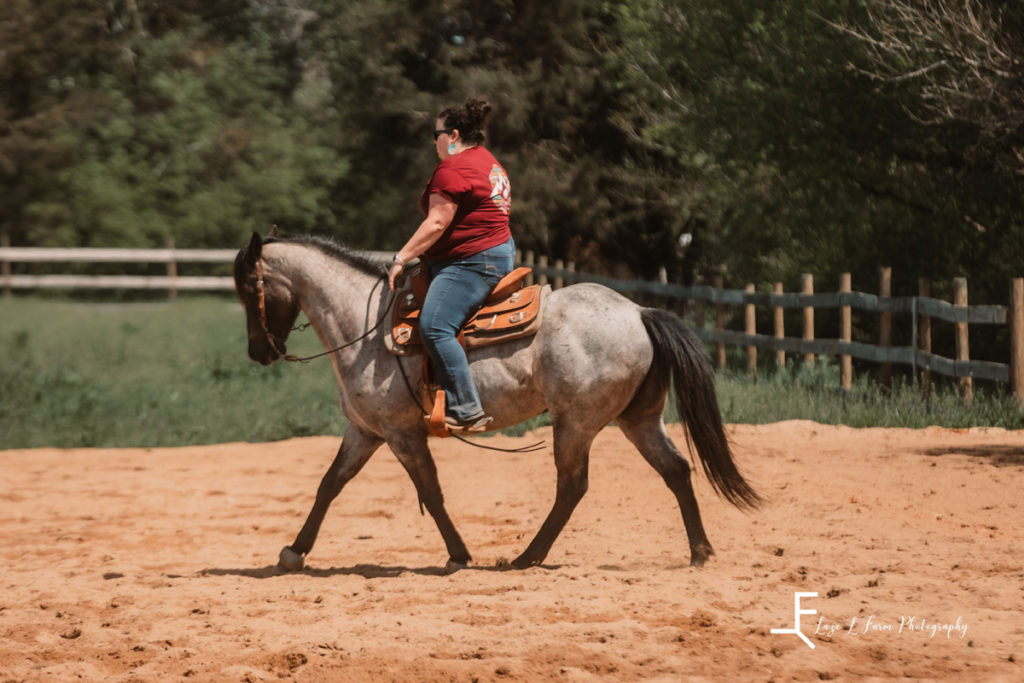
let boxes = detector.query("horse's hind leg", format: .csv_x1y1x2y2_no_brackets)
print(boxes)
280,425,383,571
388,433,472,567
617,415,714,567
512,423,594,569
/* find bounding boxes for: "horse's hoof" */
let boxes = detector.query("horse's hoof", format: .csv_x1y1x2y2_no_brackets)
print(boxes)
690,545,714,568
278,546,305,572
495,557,511,570
510,555,538,570
443,559,466,575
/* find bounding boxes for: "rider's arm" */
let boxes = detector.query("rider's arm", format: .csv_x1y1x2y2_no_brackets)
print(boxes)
388,193,458,290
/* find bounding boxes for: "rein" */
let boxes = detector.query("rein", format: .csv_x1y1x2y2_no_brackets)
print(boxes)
254,259,395,364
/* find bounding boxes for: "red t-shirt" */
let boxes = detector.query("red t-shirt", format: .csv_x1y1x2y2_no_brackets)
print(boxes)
420,146,511,260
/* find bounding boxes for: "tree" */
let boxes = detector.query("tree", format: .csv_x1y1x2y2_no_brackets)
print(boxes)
600,0,1023,317
0,0,120,247
833,0,1024,173
1,0,347,248
830,0,1024,305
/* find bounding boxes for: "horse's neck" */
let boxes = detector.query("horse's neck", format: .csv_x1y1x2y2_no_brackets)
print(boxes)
265,243,385,349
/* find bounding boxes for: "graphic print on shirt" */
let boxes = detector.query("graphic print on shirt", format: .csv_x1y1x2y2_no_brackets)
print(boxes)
488,164,511,215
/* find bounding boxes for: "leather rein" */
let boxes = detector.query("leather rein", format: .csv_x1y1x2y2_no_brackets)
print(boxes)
253,258,394,364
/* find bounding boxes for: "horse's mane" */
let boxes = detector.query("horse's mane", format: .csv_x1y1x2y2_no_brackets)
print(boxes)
266,233,388,277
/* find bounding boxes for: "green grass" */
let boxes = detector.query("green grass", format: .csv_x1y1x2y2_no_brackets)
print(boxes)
712,357,1024,430
0,296,347,448
1,297,1021,449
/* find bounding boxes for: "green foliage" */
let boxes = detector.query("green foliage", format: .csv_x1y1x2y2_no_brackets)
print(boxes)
714,358,1024,430
1,0,1023,309
1,1,347,249
629,0,1024,305
0,297,347,448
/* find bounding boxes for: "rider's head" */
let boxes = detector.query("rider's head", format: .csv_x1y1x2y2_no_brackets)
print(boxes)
435,97,492,159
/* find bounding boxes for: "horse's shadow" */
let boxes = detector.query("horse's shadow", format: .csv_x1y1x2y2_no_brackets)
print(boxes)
921,445,1024,467
200,562,562,579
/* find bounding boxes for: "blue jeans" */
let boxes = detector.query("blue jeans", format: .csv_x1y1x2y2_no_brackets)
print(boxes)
421,237,515,421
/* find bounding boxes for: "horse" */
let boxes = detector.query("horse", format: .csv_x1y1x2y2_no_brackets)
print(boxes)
233,231,760,571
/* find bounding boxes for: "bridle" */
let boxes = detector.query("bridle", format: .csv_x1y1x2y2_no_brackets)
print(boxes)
254,259,288,358
251,257,395,364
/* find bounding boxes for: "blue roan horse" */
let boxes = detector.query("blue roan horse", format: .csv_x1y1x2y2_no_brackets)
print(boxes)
234,231,760,571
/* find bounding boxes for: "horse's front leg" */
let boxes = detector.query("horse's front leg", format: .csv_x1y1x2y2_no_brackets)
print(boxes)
387,432,472,567
279,425,383,571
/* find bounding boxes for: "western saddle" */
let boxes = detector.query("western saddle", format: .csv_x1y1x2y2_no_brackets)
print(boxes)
386,261,549,437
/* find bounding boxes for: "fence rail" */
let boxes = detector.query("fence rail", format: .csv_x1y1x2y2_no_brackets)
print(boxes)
3,243,1022,401
524,255,1023,402
0,241,388,295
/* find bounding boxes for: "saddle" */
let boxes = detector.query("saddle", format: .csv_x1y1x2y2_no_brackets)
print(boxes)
386,261,550,437
387,263,548,355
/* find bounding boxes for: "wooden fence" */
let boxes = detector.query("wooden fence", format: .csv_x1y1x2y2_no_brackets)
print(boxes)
2,240,1022,401
0,237,386,298
522,252,1024,403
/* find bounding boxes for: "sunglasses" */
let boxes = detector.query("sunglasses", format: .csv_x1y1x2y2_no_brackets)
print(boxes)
433,128,452,140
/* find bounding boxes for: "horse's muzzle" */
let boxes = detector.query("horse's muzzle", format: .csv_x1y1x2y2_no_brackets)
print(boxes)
248,342,282,365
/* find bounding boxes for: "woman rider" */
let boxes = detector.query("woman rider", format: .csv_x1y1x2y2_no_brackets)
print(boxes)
387,98,514,433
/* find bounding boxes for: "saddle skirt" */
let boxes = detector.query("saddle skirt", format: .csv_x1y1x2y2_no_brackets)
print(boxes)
386,263,549,356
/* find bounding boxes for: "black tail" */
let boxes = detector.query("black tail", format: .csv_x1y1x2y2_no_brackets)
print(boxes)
640,308,762,510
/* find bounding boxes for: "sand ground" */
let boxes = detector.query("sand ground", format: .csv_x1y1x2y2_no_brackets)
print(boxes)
1,422,1022,681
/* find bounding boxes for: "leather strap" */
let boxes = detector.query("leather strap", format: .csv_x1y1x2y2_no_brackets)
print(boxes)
426,389,450,438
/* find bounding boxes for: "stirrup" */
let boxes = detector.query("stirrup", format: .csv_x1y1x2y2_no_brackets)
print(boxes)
426,389,450,437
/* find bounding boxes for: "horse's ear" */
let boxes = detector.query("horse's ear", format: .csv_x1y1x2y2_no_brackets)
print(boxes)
268,224,280,238
246,232,263,267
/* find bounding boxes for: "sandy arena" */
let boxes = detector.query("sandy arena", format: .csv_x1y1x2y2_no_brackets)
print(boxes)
1,422,1021,681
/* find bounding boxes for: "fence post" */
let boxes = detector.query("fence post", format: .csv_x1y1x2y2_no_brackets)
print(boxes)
879,267,892,393
167,237,178,301
523,250,535,286
553,258,564,290
840,273,852,390
536,254,549,287
918,278,932,398
1,234,10,298
954,277,973,406
1010,278,1024,405
656,266,668,310
802,273,814,366
714,274,726,370
773,282,785,369
745,283,757,377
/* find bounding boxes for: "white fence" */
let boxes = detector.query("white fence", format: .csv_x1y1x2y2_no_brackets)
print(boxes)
0,242,388,296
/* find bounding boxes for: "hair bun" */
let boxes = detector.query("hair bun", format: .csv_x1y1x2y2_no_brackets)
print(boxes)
439,97,494,145
464,98,492,123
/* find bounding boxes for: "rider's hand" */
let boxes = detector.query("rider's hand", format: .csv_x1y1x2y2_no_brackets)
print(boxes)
387,258,405,291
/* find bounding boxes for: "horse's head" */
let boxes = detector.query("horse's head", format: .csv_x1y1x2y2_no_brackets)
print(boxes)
234,231,300,365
